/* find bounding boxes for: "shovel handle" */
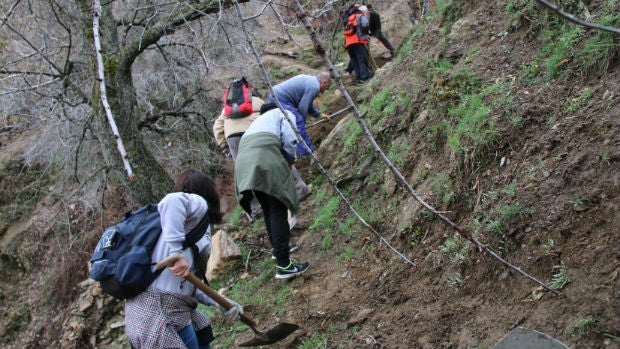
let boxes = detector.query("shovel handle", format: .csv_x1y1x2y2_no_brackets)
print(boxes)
156,254,262,334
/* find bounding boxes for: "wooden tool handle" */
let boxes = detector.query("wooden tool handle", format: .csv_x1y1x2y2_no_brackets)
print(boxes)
156,254,261,332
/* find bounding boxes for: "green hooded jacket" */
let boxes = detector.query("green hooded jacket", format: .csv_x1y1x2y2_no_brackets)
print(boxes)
234,133,299,215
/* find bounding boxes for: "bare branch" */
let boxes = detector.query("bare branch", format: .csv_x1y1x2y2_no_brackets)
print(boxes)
74,112,95,183
0,69,63,79
0,0,23,29
269,1,301,46
0,77,62,96
534,0,620,35
1,15,64,74
232,0,416,267
119,0,250,72
240,0,270,21
138,110,200,130
293,1,558,293
48,0,75,77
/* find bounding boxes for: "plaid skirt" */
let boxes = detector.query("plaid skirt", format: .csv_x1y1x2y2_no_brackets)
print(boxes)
125,288,211,348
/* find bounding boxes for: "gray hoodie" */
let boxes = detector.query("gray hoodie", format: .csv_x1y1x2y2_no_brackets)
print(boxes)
149,192,214,304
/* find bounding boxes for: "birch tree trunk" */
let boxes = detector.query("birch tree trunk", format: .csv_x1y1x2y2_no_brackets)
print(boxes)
2,0,250,204
74,0,168,203
74,0,248,204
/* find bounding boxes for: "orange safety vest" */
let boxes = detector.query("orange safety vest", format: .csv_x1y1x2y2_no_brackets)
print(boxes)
344,12,368,48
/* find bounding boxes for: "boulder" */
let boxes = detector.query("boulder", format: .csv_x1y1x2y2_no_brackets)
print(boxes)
206,230,242,281
442,18,479,59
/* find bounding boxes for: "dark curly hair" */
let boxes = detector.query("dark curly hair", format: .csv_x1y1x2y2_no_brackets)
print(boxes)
174,169,223,224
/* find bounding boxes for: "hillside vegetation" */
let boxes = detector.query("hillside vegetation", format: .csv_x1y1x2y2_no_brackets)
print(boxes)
0,0,619,348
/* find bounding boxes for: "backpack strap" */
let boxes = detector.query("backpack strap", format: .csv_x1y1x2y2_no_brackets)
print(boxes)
183,211,210,248
260,102,277,114
190,244,209,284
183,211,211,283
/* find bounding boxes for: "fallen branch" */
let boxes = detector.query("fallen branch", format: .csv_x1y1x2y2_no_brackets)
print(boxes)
534,0,620,35
261,50,299,59
293,1,558,294
232,0,415,267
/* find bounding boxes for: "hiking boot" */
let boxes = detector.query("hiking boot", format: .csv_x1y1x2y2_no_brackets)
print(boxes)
271,243,299,259
275,261,309,279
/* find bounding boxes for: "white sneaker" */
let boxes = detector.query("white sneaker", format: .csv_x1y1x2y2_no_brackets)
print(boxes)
244,212,254,223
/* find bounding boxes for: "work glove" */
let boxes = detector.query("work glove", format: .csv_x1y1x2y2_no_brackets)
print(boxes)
218,297,243,321
319,113,331,122
220,144,232,158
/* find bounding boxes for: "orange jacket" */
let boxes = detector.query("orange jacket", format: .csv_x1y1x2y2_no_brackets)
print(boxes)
344,12,369,47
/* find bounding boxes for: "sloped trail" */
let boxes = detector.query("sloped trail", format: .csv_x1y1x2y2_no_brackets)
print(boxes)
232,0,554,294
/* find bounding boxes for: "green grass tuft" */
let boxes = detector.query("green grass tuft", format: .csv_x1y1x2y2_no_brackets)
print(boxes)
310,196,340,231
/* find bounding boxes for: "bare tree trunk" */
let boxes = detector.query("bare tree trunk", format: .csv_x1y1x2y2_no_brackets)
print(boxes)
75,0,248,204
105,72,175,204
75,0,171,204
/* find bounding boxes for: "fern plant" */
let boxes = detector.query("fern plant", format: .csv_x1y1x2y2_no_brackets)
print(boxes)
549,262,570,290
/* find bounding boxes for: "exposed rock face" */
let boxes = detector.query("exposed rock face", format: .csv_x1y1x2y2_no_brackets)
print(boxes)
59,279,127,349
206,229,242,281
442,18,480,59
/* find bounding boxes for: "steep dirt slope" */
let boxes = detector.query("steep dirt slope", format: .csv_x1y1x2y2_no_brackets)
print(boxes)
237,1,620,348
1,1,618,348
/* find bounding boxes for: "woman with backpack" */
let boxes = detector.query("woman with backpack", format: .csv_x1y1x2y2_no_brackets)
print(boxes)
213,93,265,222
124,169,243,349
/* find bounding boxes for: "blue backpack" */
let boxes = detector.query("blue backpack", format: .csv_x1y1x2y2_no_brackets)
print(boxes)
89,204,209,299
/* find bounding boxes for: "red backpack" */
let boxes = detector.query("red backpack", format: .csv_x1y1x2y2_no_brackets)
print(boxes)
222,77,253,118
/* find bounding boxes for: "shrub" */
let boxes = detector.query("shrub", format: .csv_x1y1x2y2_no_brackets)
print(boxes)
439,234,469,264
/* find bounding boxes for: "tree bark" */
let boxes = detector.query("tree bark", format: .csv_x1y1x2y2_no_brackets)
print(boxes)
73,0,167,204
76,0,249,204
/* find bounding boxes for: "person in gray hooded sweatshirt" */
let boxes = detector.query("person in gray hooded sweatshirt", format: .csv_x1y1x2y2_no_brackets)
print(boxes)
125,169,243,349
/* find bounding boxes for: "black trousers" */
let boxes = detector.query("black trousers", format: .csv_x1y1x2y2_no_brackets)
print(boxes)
253,191,291,267
346,43,370,82
372,30,394,53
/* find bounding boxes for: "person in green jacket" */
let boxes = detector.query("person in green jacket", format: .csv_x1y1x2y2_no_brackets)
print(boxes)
234,103,310,279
